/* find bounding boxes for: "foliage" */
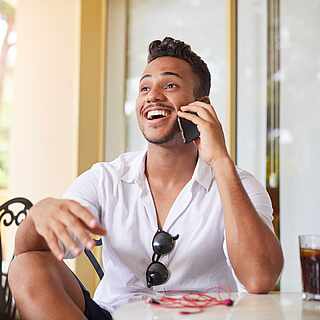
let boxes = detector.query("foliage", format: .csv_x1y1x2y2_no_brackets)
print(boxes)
0,1,14,18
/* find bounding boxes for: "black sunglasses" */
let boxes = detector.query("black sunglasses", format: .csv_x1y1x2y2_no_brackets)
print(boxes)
146,229,179,288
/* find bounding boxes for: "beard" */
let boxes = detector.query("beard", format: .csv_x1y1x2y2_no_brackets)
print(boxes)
142,121,181,145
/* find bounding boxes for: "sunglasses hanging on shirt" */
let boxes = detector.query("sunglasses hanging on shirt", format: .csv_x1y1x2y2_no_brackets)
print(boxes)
146,229,179,288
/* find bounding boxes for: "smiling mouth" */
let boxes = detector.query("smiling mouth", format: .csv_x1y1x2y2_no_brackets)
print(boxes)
146,109,171,120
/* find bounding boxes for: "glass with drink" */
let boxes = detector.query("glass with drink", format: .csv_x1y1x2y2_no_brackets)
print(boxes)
299,235,320,301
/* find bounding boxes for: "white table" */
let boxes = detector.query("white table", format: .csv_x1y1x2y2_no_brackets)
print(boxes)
113,293,320,320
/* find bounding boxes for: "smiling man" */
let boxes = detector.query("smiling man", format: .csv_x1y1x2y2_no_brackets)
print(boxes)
8,37,283,320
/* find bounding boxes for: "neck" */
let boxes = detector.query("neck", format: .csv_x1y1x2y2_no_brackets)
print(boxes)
145,142,198,187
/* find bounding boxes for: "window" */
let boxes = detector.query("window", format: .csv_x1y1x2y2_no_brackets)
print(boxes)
124,0,227,151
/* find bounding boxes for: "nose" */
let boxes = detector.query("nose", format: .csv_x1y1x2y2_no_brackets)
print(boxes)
146,86,166,103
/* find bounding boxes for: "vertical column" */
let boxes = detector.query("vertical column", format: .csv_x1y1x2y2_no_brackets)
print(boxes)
104,0,127,161
75,0,107,293
227,0,238,162
266,0,281,239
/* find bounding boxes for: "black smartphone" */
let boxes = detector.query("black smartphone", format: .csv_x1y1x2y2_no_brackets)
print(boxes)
177,113,200,144
177,96,211,144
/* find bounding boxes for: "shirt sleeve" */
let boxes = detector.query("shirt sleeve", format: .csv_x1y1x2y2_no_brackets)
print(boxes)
223,170,274,292
61,163,103,258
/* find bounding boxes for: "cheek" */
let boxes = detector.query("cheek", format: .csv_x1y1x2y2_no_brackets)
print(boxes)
174,92,195,107
135,97,143,114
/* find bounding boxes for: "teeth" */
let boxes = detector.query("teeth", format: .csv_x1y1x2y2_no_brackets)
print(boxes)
147,109,169,120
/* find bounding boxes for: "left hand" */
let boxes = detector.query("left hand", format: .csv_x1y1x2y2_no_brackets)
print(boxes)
177,101,230,166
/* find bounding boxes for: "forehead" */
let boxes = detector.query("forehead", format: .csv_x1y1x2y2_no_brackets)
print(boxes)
142,56,194,79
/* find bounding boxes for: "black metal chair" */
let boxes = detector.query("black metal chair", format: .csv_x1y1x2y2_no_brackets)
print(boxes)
1,235,16,320
0,197,31,319
84,238,104,280
0,197,104,319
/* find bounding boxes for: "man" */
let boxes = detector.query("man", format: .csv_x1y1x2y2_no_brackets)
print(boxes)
8,37,283,320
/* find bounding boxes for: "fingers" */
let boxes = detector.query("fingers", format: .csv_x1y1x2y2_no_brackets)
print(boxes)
181,101,219,120
56,203,106,253
179,105,212,122
50,219,81,256
64,200,106,234
45,229,64,260
65,200,103,230
177,110,207,127
63,212,96,250
90,224,108,236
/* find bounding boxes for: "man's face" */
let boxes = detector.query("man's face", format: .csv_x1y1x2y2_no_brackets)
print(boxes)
136,56,197,145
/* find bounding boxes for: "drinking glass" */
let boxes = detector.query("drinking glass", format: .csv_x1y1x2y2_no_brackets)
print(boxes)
299,235,320,300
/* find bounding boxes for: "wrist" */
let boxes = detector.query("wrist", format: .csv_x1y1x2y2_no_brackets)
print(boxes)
209,155,234,170
210,156,238,185
28,206,41,234
28,206,36,223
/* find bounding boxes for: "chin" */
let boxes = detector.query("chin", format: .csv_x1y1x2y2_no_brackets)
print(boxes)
141,121,181,144
144,130,181,145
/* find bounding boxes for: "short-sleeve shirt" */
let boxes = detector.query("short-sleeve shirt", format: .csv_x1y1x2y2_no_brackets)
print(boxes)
63,151,274,312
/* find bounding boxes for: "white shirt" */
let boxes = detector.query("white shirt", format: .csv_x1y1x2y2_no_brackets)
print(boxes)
63,151,274,312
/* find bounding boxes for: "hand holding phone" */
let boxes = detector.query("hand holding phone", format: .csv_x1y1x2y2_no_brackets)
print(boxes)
177,96,211,144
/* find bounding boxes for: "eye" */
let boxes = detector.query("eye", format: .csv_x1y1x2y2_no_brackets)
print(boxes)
165,83,177,89
140,86,150,93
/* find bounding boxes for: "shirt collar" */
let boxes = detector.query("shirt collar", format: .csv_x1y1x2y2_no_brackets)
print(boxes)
120,150,147,185
120,150,214,191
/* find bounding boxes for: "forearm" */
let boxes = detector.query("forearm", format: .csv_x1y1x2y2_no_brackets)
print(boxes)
14,215,49,256
212,157,283,292
14,198,106,260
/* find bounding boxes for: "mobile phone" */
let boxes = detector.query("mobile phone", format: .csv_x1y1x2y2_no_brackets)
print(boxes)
177,96,211,144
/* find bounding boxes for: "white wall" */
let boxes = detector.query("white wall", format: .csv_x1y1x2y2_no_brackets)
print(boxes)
5,0,80,265
280,0,320,292
9,0,80,201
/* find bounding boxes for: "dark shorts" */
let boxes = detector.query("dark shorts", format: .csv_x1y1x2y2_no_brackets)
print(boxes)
76,279,113,320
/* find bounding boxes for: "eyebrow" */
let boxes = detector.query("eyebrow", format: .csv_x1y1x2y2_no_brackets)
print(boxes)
139,72,183,83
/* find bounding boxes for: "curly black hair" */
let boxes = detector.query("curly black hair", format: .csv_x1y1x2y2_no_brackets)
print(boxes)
147,37,211,98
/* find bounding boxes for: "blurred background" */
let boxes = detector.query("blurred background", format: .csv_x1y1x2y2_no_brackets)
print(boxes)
0,0,319,295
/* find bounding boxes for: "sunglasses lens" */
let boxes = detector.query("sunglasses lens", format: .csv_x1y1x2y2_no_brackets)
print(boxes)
146,262,169,288
153,232,175,255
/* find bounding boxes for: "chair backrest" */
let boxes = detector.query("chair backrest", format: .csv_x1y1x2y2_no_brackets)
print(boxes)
84,239,104,280
1,236,16,319
0,198,30,319
0,197,33,269
0,197,33,227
